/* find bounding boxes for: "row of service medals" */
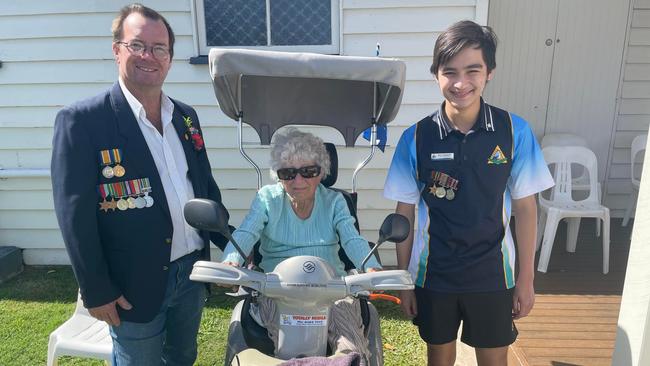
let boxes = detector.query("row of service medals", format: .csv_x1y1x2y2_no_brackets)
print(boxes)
98,178,154,212
99,149,125,178
429,171,459,200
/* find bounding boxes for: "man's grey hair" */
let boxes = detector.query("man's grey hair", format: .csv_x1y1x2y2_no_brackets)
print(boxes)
269,128,331,181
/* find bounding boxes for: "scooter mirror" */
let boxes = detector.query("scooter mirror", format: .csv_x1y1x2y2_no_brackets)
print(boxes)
184,199,249,266
361,213,410,272
378,213,410,245
184,199,229,234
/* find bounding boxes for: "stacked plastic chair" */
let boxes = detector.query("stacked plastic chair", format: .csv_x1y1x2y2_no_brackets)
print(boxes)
537,146,610,274
47,292,112,365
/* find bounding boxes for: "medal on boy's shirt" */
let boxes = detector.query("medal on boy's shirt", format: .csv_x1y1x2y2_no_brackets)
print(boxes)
429,171,445,198
445,189,455,200
429,184,438,196
429,170,459,200
436,174,449,198
429,171,441,197
445,176,459,200
435,186,446,199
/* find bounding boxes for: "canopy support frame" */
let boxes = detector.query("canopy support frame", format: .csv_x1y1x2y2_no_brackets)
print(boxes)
224,75,263,190
352,83,393,193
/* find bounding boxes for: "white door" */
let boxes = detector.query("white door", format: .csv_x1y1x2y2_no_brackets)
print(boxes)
483,0,559,138
485,0,630,180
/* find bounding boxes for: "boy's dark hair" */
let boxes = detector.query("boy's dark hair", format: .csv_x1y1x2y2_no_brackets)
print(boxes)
111,3,175,59
430,20,498,75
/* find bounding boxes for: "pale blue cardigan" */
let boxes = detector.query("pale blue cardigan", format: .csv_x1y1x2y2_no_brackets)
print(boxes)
221,183,381,276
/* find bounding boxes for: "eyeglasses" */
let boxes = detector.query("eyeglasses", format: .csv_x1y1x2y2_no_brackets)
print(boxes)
116,41,170,60
276,165,321,180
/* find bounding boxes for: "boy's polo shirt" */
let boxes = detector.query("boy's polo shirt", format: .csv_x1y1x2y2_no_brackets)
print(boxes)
384,100,553,292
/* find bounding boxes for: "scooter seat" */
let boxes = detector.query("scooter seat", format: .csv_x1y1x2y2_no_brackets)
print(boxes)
230,348,283,365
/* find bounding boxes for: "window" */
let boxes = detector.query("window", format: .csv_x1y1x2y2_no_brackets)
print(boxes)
195,0,340,55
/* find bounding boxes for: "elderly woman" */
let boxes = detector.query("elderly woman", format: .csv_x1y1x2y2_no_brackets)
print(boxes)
221,128,381,361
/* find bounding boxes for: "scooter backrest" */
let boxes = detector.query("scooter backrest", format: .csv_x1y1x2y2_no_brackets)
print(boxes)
321,142,338,188
320,142,370,271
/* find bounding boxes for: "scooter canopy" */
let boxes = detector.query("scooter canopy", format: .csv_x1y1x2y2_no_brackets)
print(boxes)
208,48,406,147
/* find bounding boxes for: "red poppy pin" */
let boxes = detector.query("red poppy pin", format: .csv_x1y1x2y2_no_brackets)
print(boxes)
183,116,204,151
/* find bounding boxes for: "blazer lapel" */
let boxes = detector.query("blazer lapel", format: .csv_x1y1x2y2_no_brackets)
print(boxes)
109,83,172,222
170,102,205,198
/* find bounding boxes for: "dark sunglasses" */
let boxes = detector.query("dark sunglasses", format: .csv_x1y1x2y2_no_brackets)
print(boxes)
277,165,321,180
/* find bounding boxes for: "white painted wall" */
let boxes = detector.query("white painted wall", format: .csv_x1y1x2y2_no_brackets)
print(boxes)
0,0,481,265
607,0,650,218
6,0,640,265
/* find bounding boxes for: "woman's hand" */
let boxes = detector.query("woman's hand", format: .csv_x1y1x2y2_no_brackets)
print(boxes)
366,267,382,273
218,261,241,290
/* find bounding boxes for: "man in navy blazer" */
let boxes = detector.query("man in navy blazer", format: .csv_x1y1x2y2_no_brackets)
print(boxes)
51,4,228,365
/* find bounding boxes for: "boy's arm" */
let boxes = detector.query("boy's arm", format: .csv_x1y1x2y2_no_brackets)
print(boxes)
396,201,417,318
512,194,537,319
395,202,415,270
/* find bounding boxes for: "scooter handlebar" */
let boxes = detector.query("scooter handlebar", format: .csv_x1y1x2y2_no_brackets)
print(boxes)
190,261,266,291
344,270,414,295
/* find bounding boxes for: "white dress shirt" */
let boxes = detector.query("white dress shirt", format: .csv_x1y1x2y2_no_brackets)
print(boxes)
119,79,203,261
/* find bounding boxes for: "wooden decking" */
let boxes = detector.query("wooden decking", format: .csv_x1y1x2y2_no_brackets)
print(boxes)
511,218,632,366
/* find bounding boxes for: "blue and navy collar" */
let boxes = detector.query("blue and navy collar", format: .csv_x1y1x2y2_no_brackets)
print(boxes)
431,98,495,139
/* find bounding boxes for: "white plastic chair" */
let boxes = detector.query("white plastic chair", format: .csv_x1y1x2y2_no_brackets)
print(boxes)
47,292,113,366
622,134,647,227
541,133,590,189
541,133,602,235
537,146,610,274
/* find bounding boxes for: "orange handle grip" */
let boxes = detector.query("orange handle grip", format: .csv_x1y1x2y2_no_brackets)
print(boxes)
368,293,401,304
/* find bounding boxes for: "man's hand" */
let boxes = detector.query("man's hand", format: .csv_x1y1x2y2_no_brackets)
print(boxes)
88,295,132,326
398,289,417,318
512,278,535,320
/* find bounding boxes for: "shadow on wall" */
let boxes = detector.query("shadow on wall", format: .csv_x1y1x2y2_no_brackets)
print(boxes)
612,325,632,366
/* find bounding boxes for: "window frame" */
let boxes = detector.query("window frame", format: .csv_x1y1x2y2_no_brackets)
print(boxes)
194,0,340,55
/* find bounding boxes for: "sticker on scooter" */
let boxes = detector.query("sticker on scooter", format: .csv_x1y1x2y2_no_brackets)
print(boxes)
281,314,327,327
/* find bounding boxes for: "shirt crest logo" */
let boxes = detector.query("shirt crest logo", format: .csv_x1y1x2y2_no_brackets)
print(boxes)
487,145,508,165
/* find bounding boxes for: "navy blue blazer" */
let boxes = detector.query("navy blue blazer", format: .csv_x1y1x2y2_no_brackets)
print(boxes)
51,82,229,322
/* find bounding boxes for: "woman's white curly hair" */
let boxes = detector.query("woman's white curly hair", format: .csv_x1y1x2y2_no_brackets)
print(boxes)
269,128,331,181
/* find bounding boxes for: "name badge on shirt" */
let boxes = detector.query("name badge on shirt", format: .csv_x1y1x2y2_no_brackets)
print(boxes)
431,153,454,161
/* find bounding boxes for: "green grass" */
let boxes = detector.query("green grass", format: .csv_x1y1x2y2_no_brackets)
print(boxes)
0,267,425,365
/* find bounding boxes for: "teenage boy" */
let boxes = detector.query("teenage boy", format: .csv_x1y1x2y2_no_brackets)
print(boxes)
383,20,553,366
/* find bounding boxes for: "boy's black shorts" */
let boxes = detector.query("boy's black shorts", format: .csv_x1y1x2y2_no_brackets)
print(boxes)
413,286,518,348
